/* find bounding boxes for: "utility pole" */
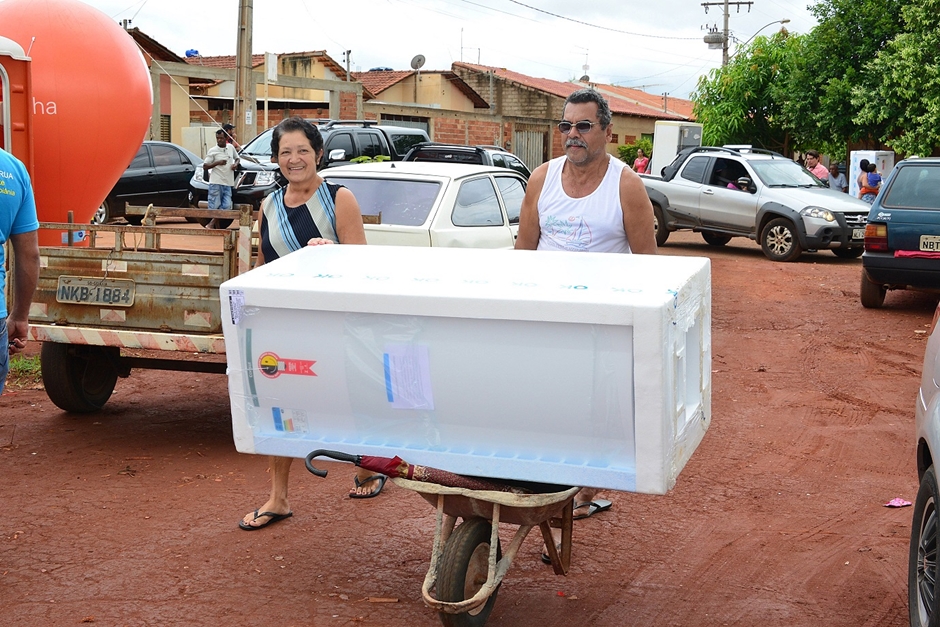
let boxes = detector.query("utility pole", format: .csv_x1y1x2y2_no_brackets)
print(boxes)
702,0,752,65
234,0,254,143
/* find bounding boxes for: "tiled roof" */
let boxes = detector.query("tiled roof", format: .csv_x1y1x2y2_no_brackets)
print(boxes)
352,69,489,108
188,50,348,82
352,69,415,95
597,84,695,119
126,28,187,64
453,62,690,121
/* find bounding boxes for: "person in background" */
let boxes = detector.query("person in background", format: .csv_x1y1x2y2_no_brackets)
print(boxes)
203,129,238,229
804,150,829,180
858,161,882,204
0,147,40,395
515,88,656,561
240,117,381,531
222,123,242,151
632,147,650,174
828,162,848,193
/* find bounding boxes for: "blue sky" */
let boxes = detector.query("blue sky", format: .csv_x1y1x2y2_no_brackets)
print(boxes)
75,0,818,99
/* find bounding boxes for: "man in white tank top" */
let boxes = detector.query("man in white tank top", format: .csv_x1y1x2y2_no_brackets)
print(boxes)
515,89,657,562
515,89,657,255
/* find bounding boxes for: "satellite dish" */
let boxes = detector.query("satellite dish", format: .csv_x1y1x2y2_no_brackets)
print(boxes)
410,54,426,70
579,75,590,82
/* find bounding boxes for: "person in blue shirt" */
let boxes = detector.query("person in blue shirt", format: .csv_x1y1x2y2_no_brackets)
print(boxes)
0,147,40,394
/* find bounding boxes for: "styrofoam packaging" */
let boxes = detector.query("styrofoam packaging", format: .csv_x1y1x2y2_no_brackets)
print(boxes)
220,246,711,495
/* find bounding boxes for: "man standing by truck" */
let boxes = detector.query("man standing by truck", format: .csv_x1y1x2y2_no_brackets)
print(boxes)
0,147,40,394
203,129,239,229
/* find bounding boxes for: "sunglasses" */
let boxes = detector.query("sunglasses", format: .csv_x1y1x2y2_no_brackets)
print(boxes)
557,120,597,134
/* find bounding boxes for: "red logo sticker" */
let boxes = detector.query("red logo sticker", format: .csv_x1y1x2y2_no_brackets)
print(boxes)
258,352,317,379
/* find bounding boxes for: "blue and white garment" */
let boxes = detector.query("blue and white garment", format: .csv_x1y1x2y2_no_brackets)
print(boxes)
259,181,342,262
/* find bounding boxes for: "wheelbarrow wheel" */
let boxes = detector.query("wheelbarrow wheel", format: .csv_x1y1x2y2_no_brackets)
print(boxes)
437,518,502,627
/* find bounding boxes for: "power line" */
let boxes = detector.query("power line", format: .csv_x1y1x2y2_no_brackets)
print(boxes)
503,0,702,40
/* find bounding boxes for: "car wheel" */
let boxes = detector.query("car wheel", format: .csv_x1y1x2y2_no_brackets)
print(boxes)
832,247,864,259
910,465,940,627
653,204,669,247
860,271,886,308
760,218,802,262
92,199,111,225
702,231,732,246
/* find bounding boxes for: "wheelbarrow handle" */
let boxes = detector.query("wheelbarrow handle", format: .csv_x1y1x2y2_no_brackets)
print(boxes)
304,449,362,477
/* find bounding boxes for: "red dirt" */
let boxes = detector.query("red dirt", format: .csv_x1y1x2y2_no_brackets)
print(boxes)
2,230,936,627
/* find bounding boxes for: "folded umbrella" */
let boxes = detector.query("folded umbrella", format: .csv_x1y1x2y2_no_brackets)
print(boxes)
304,449,520,493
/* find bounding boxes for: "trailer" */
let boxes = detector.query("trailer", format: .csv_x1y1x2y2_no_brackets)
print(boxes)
20,204,253,412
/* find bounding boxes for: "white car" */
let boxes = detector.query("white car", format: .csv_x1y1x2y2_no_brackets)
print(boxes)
911,301,940,626
321,161,526,249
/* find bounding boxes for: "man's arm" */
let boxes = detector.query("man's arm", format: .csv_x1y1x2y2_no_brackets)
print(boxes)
7,229,40,354
514,164,548,250
619,169,657,254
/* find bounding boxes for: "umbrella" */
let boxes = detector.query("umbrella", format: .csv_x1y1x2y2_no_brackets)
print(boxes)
304,449,520,493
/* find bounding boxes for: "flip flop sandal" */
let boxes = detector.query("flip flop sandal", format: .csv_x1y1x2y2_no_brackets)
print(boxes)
572,498,613,520
349,474,387,499
238,509,293,531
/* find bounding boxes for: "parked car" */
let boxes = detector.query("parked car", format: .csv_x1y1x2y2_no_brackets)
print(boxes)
402,142,531,178
320,161,526,248
909,300,940,627
93,140,201,224
189,120,430,208
643,146,871,261
860,158,940,308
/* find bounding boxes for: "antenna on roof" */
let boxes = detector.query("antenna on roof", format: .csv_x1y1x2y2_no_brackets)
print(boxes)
410,54,426,70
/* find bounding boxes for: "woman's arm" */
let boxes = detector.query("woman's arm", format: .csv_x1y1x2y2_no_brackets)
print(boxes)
333,186,367,245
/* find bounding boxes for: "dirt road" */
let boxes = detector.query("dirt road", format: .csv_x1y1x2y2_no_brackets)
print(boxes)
2,231,936,626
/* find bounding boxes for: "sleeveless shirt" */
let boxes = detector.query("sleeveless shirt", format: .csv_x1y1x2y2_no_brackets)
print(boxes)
260,181,342,262
536,155,632,253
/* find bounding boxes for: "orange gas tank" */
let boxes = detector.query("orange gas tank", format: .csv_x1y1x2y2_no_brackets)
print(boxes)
0,0,152,245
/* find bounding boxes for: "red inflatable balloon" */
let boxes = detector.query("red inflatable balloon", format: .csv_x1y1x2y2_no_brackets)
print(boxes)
0,0,152,244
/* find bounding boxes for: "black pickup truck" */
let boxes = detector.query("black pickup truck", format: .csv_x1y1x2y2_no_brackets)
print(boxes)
189,120,429,208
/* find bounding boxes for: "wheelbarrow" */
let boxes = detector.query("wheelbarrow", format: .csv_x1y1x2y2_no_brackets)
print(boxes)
304,450,579,627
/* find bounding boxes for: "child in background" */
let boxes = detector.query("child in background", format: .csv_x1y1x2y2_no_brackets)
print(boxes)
858,162,882,204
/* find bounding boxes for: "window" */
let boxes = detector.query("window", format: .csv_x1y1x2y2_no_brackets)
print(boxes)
327,176,441,226
159,115,171,142
452,177,503,227
490,153,506,168
326,132,354,160
358,132,387,159
680,156,709,184
883,166,940,210
610,134,619,144
151,144,184,167
128,146,150,169
503,155,531,178
390,132,427,156
495,176,526,224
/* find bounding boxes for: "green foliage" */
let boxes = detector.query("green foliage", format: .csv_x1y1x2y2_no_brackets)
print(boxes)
6,353,42,389
777,0,904,155
617,138,653,168
691,31,801,153
852,0,940,156
349,155,391,164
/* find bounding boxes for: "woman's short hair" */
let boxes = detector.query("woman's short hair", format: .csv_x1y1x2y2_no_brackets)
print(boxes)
564,89,612,128
270,117,323,157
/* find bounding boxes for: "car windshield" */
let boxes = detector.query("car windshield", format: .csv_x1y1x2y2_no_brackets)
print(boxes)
882,165,940,209
241,129,275,159
326,176,442,226
749,159,825,188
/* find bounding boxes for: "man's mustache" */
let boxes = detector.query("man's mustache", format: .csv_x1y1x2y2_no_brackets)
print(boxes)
565,139,587,149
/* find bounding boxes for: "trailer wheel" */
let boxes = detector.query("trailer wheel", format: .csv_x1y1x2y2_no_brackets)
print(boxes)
41,343,119,413
437,518,502,627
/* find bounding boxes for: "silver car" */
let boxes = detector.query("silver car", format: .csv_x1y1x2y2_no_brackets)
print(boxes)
910,301,940,626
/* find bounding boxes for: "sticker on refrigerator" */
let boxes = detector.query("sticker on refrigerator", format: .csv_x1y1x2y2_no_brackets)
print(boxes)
272,407,308,433
258,352,317,379
228,289,245,325
383,344,434,410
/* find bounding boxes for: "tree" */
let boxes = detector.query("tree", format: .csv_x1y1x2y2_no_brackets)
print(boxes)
691,32,800,153
777,0,904,157
852,0,940,156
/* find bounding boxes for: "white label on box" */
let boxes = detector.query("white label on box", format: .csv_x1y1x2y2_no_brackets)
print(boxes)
228,289,245,325
383,344,434,410
271,407,308,433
